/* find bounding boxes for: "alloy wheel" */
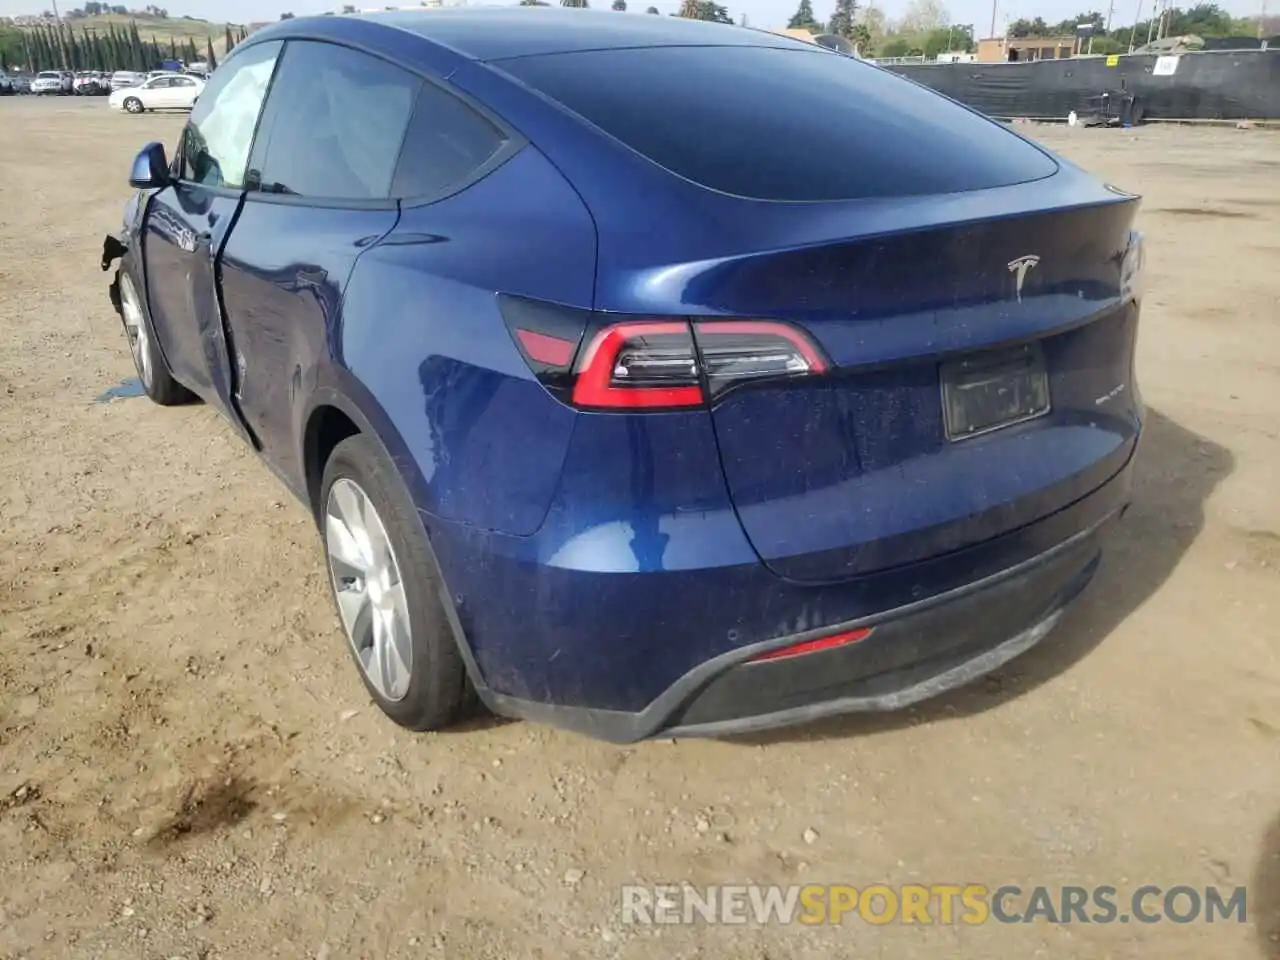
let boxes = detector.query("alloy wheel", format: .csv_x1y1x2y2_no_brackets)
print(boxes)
118,273,152,388
325,478,414,702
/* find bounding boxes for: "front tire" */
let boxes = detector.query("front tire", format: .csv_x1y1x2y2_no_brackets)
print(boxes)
123,96,143,114
320,434,469,731
116,260,194,406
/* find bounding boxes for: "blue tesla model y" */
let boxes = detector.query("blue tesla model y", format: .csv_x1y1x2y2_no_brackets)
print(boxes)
101,9,1144,741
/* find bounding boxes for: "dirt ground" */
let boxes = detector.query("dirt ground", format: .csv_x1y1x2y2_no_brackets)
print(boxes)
0,97,1277,960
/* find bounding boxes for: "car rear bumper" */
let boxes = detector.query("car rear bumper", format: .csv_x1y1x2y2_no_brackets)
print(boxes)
661,522,1100,737
453,492,1124,743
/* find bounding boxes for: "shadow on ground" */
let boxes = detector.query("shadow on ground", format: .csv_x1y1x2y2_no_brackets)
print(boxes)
727,406,1233,745
1256,811,1280,958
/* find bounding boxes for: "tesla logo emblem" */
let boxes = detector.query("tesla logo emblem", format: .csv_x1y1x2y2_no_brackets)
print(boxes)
1008,255,1040,303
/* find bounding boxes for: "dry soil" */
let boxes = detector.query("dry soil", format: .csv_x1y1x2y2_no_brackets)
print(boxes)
0,98,1278,960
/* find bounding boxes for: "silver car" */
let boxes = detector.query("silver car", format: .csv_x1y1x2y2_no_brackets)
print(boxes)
31,71,70,95
109,71,144,92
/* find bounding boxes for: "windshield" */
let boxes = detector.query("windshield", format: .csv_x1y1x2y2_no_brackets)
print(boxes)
37,72,60,80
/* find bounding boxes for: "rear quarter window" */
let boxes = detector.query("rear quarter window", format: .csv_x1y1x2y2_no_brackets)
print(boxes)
390,81,509,200
497,46,1058,201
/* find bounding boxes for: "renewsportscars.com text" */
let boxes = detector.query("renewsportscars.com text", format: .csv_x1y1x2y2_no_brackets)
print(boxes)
620,883,1248,926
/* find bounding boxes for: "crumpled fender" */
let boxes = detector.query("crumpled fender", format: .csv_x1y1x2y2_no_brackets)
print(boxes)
101,233,128,272
102,233,129,319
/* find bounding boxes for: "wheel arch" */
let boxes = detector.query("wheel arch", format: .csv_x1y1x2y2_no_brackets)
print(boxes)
299,378,434,528
303,382,492,700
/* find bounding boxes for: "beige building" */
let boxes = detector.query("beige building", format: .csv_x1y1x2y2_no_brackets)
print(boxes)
976,35,1077,62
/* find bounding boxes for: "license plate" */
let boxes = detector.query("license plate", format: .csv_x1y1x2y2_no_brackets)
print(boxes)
941,343,1050,441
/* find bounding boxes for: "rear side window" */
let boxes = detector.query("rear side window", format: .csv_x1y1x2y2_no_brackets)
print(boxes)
499,46,1058,201
390,81,508,200
251,41,419,201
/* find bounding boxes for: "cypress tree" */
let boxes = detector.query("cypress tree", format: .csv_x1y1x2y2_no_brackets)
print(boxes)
66,25,81,70
42,25,55,69
786,0,820,30
827,0,857,39
129,20,144,72
55,24,69,69
109,24,124,70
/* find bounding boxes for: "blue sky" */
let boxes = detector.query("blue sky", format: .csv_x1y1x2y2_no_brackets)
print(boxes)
0,0,1265,37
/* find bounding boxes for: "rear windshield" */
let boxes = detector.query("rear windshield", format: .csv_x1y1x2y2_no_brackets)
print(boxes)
498,46,1058,201
38,72,60,79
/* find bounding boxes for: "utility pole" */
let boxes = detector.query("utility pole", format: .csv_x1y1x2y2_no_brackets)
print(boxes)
1129,0,1142,51
1104,0,1115,32
989,0,997,40
1258,0,1267,39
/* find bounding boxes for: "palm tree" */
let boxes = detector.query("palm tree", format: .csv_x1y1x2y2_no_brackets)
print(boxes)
561,0,589,7
612,0,627,8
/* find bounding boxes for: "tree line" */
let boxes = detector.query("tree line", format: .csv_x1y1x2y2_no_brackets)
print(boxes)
513,0,1274,57
1007,3,1271,55
0,20,247,74
792,0,1272,58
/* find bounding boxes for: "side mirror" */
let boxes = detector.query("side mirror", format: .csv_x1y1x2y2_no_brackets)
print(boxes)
129,141,171,190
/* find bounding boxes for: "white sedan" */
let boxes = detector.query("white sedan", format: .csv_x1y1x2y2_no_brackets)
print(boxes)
109,74,205,114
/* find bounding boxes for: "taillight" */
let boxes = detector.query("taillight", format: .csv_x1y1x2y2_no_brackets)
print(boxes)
694,321,827,400
572,322,703,409
500,296,828,411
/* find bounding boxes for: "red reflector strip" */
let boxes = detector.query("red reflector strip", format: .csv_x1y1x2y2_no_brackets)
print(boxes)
574,383,704,409
748,627,873,663
516,328,576,367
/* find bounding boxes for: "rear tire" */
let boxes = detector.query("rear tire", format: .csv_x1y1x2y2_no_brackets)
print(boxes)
116,257,195,406
320,434,470,731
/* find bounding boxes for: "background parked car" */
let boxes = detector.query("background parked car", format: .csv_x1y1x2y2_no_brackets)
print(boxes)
9,73,33,94
109,71,144,92
74,71,109,96
31,71,71,96
109,73,204,114
0,71,13,96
